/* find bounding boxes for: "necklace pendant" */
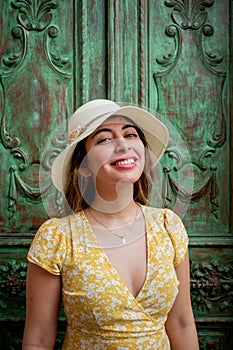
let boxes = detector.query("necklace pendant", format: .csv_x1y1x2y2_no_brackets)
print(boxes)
121,237,127,245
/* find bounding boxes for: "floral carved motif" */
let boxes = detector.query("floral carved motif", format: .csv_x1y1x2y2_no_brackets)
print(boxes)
190,259,233,312
11,0,59,31
3,1,70,75
165,0,214,30
0,260,27,310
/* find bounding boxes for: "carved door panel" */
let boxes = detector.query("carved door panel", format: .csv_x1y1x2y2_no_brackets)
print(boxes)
0,1,232,349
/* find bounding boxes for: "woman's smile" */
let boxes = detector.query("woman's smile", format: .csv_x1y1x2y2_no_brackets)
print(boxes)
111,157,138,168
84,116,145,188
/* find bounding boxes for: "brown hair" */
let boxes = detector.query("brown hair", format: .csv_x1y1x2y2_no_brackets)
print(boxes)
64,123,155,213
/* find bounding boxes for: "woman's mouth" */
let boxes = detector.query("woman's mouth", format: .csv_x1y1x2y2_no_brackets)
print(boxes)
115,158,135,166
112,158,137,168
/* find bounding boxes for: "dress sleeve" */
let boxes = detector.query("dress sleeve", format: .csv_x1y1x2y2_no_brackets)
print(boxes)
27,218,64,275
164,209,189,267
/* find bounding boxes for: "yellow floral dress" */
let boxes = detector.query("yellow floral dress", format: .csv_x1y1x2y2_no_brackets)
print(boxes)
27,205,188,350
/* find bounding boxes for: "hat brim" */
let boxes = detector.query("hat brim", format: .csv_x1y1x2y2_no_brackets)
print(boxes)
51,106,169,193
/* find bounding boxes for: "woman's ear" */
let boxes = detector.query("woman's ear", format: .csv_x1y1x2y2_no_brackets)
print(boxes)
79,167,92,177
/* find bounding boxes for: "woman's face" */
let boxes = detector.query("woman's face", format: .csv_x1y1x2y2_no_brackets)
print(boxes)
84,116,145,190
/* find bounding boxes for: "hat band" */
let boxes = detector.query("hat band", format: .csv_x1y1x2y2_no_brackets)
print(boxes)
67,111,116,145
68,126,87,144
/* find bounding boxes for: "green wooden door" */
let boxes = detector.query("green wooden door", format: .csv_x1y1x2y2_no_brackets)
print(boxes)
0,1,232,349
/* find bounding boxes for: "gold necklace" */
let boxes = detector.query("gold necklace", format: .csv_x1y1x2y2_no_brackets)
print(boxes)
88,205,139,245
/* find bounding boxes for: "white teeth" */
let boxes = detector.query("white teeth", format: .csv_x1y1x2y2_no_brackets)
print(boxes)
116,158,135,165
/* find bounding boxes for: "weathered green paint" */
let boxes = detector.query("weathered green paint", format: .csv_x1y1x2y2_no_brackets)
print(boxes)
0,1,232,349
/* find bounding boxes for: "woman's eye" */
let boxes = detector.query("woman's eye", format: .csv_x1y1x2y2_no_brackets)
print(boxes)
97,137,112,144
125,133,138,138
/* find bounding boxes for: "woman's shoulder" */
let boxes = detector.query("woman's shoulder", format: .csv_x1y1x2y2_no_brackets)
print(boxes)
37,216,69,232
141,205,186,233
38,211,84,231
140,204,171,219
142,205,188,266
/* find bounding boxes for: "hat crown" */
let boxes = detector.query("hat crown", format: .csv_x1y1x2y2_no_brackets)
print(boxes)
68,99,120,135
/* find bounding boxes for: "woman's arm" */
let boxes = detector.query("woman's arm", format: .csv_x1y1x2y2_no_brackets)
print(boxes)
165,252,199,350
22,262,61,350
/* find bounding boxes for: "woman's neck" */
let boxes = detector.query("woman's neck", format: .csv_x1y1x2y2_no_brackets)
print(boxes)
92,180,135,214
88,200,140,230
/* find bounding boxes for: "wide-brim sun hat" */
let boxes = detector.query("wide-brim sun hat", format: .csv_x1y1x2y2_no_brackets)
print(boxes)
51,99,169,193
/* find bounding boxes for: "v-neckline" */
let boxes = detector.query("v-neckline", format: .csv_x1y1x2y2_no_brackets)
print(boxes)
81,205,151,300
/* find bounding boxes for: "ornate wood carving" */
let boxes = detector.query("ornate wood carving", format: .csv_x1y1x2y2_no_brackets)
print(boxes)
162,165,218,217
199,336,223,350
0,1,231,348
190,259,233,313
153,0,227,219
0,260,26,311
0,1,71,222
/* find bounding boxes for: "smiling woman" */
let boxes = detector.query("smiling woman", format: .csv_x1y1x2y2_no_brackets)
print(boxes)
22,99,199,350
84,117,146,200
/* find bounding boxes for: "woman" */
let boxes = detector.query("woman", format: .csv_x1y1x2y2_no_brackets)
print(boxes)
22,99,199,349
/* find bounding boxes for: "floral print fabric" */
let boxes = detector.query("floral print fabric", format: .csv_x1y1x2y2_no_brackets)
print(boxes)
27,206,188,349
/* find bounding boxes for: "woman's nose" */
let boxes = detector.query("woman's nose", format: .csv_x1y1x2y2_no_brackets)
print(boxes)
114,137,131,152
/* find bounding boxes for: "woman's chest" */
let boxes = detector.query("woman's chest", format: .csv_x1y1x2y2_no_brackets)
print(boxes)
103,234,147,298
61,229,177,299
61,232,179,324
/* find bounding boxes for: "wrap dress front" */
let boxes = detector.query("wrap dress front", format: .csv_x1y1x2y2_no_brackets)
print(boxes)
27,205,188,349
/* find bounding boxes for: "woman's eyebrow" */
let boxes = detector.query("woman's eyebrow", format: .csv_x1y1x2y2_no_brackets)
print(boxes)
91,124,137,139
91,128,112,139
122,124,137,130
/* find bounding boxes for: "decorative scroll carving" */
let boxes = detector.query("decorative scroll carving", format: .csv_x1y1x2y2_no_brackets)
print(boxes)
153,0,226,217
0,260,27,310
2,26,27,74
45,25,72,78
199,24,226,77
8,167,52,215
0,1,71,218
0,77,21,150
163,165,218,217
154,24,182,76
190,259,233,312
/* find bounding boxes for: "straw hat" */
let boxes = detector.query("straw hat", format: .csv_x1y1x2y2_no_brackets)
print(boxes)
51,99,169,193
